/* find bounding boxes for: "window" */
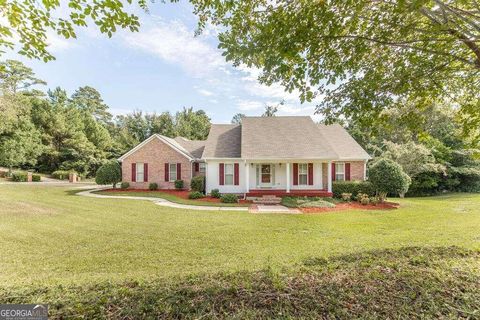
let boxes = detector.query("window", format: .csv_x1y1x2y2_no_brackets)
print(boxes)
136,162,144,182
169,163,177,182
224,163,234,185
335,163,345,181
298,163,308,185
199,163,206,174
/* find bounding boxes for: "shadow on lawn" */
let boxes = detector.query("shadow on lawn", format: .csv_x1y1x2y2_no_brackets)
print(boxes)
1,246,479,319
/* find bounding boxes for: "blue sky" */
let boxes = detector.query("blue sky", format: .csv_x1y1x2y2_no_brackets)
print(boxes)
6,2,321,123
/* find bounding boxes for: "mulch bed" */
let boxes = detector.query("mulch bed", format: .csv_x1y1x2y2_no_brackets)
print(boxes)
101,189,252,204
301,201,399,213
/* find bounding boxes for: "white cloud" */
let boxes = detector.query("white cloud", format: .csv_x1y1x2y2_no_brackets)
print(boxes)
209,99,219,104
236,99,265,111
46,31,76,53
122,19,227,78
197,88,214,96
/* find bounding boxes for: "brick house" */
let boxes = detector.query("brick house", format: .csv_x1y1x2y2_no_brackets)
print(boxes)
118,116,371,197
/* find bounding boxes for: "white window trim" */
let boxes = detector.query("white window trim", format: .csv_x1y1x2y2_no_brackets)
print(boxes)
199,163,206,174
335,162,345,181
224,163,234,186
136,162,144,183
298,163,308,185
169,163,177,182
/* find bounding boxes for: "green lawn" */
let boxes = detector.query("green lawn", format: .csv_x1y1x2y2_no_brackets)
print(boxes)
93,190,251,207
0,185,479,318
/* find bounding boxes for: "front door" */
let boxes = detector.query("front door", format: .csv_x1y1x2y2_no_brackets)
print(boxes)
260,164,272,187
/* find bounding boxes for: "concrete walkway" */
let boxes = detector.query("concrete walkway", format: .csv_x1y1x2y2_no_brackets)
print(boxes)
76,188,249,211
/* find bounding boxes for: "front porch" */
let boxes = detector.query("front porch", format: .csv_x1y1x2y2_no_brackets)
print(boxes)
246,189,332,198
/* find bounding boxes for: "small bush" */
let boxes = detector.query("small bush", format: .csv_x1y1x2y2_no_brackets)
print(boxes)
332,181,375,198
341,193,352,202
369,158,411,201
120,182,130,189
32,174,41,182
210,189,221,198
52,170,75,180
174,180,184,190
298,200,336,208
11,172,28,182
149,183,158,191
95,161,122,188
188,191,205,199
190,176,205,193
220,194,238,203
369,196,380,206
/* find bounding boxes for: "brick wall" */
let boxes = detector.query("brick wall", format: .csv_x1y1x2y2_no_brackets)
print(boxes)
121,137,192,189
322,161,366,189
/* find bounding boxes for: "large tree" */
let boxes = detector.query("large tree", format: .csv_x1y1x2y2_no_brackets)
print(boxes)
175,107,211,140
189,0,480,132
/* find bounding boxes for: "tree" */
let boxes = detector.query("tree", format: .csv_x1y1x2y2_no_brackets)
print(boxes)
262,105,278,117
147,112,176,137
0,60,46,94
190,0,480,134
231,113,246,124
368,158,411,201
0,0,145,62
95,160,121,188
71,86,112,125
175,107,211,140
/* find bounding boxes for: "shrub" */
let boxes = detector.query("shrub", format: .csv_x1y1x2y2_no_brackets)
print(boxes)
149,183,158,191
32,174,41,182
52,170,75,180
188,191,205,199
190,175,205,193
220,194,238,203
210,189,221,198
341,193,352,202
332,181,375,198
11,172,28,182
298,200,336,208
369,158,411,201
95,160,122,188
120,182,130,189
174,180,184,190
369,196,380,206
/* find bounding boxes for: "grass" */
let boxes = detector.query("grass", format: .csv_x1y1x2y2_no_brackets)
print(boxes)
93,190,251,207
0,185,479,318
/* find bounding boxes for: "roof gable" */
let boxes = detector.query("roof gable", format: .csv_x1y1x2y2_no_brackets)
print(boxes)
317,124,371,160
202,124,241,158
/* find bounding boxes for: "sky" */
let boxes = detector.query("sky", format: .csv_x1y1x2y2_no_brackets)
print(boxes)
5,1,322,123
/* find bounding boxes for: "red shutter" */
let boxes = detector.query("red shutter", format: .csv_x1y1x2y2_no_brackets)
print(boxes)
308,163,314,185
234,163,239,185
131,163,136,182
219,163,224,185
345,163,351,181
195,162,199,172
165,163,169,182
293,163,298,185
177,163,181,180
331,163,336,181
144,163,148,182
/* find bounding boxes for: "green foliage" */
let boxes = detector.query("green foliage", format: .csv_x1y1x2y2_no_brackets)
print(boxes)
174,180,184,190
52,170,74,180
11,171,27,182
95,160,121,188
220,194,238,203
332,181,375,198
298,200,335,208
188,191,205,199
149,183,158,191
120,182,130,189
231,113,245,124
190,176,205,193
369,158,411,200
32,174,41,182
175,107,211,140
191,1,480,133
210,188,221,198
282,196,335,208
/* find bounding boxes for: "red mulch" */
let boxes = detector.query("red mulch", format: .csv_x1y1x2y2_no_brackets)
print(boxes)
301,201,399,214
102,189,251,204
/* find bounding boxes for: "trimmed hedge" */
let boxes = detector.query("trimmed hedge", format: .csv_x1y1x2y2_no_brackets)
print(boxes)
32,174,41,182
120,182,130,189
149,183,158,191
220,194,238,203
190,176,205,193
175,180,184,190
11,172,28,182
210,189,221,198
52,170,75,180
188,191,205,199
332,181,375,198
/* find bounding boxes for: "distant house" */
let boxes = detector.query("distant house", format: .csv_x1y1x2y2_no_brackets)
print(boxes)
118,116,371,197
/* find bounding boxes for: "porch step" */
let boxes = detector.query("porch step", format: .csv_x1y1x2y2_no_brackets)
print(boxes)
250,195,282,204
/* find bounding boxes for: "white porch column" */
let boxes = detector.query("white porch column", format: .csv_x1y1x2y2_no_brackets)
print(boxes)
245,160,250,193
363,160,367,181
327,161,332,193
286,162,290,193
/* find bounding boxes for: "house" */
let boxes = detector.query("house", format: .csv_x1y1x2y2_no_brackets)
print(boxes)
118,116,371,197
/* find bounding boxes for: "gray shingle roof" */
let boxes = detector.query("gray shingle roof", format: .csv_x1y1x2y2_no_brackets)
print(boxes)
174,137,205,159
202,124,242,158
317,124,371,160
241,116,339,159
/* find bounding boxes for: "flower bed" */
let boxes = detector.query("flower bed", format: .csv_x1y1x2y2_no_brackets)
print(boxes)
301,201,399,213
